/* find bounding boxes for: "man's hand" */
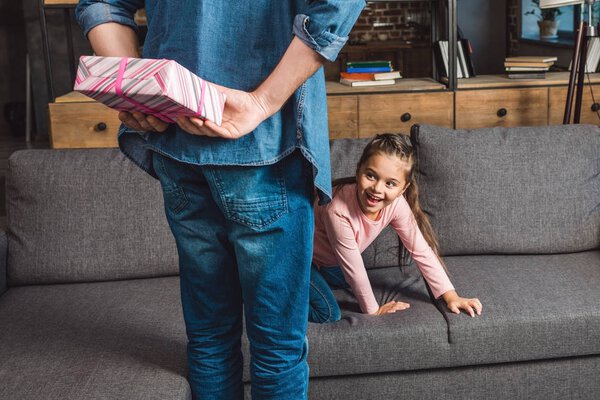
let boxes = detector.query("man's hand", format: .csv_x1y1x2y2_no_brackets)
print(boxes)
175,84,269,139
118,111,169,133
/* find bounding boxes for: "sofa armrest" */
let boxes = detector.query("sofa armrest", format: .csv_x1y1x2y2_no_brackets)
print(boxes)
0,229,6,296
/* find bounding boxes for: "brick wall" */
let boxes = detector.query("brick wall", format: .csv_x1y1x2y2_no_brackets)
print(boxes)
349,1,431,44
507,0,519,55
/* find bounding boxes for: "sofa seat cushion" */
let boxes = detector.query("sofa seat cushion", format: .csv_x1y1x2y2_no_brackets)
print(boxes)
282,251,600,380
0,276,190,400
294,266,451,378
440,251,600,367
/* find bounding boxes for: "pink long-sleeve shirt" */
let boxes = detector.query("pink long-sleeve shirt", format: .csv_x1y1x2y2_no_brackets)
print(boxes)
313,183,454,314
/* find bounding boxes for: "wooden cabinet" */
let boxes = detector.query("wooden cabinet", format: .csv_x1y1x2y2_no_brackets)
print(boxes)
358,91,454,137
327,96,359,139
48,92,120,149
548,86,600,125
47,74,600,148
455,87,548,129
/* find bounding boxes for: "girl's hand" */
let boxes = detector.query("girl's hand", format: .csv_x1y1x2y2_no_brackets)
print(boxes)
118,111,169,133
175,84,269,139
374,300,410,315
442,290,483,317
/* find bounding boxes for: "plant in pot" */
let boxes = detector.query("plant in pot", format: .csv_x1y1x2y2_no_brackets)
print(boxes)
525,0,563,39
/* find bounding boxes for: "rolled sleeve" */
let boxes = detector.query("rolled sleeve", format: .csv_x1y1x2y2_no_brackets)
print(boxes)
75,1,143,37
293,0,365,62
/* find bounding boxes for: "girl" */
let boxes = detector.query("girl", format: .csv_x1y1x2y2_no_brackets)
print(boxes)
310,133,482,323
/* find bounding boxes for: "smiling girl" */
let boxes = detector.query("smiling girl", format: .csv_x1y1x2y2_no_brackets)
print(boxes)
309,133,482,323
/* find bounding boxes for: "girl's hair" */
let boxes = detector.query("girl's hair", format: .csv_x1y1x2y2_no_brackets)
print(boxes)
333,133,447,272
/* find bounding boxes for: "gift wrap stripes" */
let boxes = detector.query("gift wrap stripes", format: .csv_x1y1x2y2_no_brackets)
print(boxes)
74,56,226,125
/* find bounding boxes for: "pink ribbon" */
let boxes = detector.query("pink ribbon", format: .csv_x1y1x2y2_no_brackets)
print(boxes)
114,58,207,125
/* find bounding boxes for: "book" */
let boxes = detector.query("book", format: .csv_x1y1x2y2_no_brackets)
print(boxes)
505,56,558,63
340,71,402,81
435,40,464,78
346,66,393,73
339,78,396,87
568,37,600,73
507,72,546,79
504,61,554,68
585,37,600,73
346,60,392,69
505,66,550,71
373,71,402,80
461,39,476,77
457,41,469,78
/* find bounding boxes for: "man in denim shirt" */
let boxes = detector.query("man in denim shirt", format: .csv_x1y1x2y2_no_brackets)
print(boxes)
76,1,364,398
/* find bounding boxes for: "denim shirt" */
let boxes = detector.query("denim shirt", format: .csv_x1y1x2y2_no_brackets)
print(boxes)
75,0,365,204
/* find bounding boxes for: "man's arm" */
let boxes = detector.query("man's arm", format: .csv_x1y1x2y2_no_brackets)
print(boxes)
86,23,167,132
75,1,162,132
177,36,324,139
87,22,140,58
184,0,366,139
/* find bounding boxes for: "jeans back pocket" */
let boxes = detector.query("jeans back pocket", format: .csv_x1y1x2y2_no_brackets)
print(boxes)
206,163,288,230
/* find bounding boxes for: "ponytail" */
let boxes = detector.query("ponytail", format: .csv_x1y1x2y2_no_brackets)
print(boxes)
402,173,449,274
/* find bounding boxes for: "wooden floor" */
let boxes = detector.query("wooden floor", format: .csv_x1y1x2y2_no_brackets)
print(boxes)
0,133,50,228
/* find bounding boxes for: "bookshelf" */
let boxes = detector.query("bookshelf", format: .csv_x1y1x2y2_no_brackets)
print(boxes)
39,0,79,102
47,1,600,147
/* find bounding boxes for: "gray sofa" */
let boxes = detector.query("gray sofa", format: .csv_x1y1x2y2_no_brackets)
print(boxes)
1,124,599,399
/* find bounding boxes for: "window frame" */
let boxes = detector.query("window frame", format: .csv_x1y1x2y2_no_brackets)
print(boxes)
519,0,578,47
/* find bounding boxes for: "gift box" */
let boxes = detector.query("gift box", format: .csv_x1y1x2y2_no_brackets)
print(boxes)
73,56,226,125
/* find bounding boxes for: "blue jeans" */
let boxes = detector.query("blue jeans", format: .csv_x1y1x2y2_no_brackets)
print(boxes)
152,150,314,400
308,264,350,323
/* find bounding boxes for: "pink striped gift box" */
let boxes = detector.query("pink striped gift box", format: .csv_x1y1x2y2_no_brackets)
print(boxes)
73,56,226,125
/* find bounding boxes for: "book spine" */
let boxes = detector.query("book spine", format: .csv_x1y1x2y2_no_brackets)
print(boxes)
461,39,476,77
346,66,393,73
458,41,469,78
340,72,376,80
346,61,392,68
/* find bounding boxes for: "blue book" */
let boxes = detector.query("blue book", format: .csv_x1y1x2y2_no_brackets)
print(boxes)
346,66,393,73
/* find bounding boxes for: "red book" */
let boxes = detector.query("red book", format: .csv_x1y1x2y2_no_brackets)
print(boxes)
340,72,376,81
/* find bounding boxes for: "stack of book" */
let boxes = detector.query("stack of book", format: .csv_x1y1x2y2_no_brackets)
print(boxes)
569,37,600,73
504,56,557,79
434,39,476,79
339,60,401,87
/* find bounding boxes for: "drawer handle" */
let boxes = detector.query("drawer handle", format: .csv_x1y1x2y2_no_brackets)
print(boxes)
591,103,600,112
95,122,107,132
400,113,412,122
497,108,508,118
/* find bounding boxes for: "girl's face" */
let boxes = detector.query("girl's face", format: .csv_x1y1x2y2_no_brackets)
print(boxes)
356,152,410,220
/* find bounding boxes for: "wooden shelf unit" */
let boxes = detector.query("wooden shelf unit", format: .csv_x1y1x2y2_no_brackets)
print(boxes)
325,72,600,138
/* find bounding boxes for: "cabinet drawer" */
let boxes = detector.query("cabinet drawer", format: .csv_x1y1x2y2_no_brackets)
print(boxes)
49,101,120,149
548,86,600,125
327,95,358,139
358,92,453,137
456,88,548,129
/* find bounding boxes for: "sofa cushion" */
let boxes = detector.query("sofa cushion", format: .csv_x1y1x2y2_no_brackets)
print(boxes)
439,251,600,366
329,138,401,269
0,276,190,400
266,251,600,380
412,124,600,255
6,149,178,285
243,265,452,379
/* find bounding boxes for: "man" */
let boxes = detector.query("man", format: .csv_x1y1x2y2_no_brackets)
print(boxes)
75,1,364,398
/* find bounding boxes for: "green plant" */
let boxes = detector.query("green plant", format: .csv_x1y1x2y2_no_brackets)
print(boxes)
525,0,563,21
